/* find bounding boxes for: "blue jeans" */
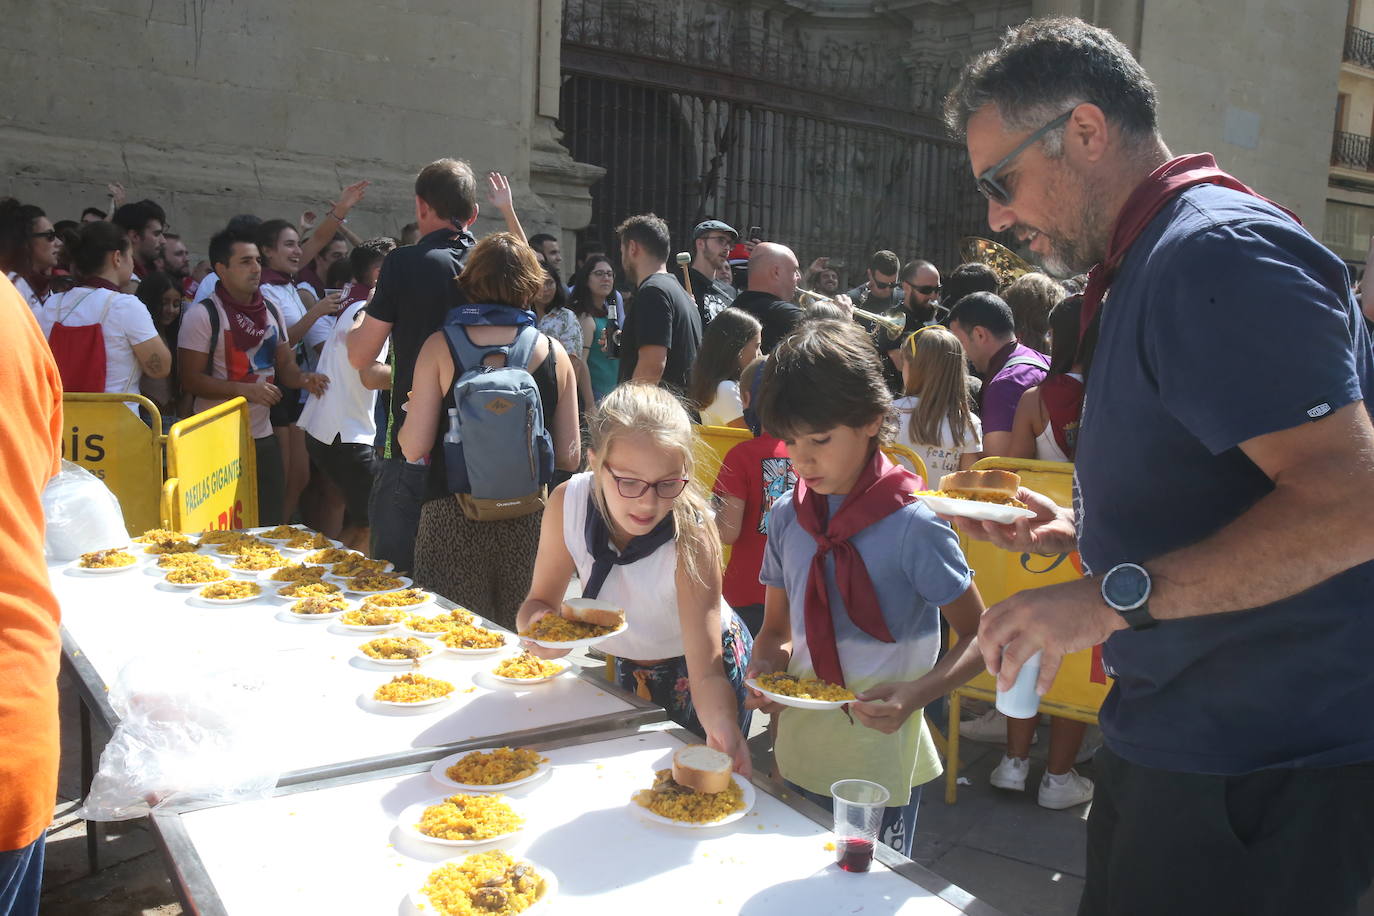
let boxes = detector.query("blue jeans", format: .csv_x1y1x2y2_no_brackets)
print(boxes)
788,781,922,857
0,836,44,916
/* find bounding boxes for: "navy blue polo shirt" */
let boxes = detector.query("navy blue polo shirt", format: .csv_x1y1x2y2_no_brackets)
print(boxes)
1076,183,1374,775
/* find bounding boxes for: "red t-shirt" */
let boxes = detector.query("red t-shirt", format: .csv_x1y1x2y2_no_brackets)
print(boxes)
0,276,64,851
714,434,795,608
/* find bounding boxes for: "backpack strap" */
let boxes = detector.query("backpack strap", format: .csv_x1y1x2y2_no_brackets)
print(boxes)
1003,353,1050,372
442,322,543,376
200,298,220,376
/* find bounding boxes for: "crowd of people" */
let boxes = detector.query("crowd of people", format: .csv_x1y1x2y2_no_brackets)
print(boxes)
3,14,1374,916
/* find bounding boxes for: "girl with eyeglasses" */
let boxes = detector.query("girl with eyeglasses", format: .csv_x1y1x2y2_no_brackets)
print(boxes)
0,198,59,310
568,255,621,401
515,382,754,772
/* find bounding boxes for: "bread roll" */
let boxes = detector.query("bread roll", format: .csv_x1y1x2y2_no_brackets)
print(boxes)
560,597,625,629
939,469,1020,501
671,744,733,794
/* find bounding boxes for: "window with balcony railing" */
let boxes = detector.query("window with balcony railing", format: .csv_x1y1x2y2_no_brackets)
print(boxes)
1346,26,1374,69
1333,130,1374,170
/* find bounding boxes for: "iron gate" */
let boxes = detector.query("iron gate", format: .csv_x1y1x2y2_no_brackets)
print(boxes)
559,0,989,286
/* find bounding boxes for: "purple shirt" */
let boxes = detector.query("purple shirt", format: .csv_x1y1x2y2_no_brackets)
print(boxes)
981,341,1048,434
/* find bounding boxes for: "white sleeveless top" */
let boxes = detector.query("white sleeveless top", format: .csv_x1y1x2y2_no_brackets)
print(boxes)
562,472,728,661
1032,372,1082,463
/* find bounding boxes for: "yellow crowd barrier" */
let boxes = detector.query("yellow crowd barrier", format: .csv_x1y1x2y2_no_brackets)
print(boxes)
61,393,164,536
160,398,258,532
944,456,1112,803
694,426,930,492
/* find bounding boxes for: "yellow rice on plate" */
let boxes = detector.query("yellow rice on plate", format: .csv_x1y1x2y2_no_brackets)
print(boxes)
418,850,546,916
373,672,453,702
416,794,523,841
519,615,615,642
492,653,563,680
200,580,261,600
756,672,855,702
633,768,745,824
359,637,431,660
444,748,547,786
78,549,136,569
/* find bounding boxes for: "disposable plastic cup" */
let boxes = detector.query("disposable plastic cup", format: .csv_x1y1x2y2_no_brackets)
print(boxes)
995,649,1043,719
830,778,890,873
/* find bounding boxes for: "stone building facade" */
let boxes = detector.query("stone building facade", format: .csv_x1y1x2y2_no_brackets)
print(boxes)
0,0,601,256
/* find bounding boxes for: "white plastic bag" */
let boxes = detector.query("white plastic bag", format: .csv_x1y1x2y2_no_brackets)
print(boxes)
78,654,281,821
43,460,129,561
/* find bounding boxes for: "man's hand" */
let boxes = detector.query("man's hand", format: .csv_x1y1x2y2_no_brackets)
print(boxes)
831,293,854,317
301,373,329,397
806,256,829,275
944,487,1077,556
107,182,126,208
485,171,514,212
978,577,1124,695
241,377,282,405
335,179,369,213
851,680,933,734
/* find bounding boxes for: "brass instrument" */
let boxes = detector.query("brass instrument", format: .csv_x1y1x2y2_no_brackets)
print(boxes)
796,287,906,342
959,237,1035,285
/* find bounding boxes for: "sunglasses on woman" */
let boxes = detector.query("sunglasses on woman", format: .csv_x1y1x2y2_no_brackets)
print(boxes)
30,229,57,241
607,468,689,499
975,108,1077,206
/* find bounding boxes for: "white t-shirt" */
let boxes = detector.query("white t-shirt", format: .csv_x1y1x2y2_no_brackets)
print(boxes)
192,272,218,303
299,301,386,446
6,272,45,312
700,379,743,427
262,281,332,353
36,286,159,400
562,472,729,662
893,395,983,479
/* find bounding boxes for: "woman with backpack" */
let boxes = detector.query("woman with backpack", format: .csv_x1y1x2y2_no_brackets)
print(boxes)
36,222,170,403
399,233,580,630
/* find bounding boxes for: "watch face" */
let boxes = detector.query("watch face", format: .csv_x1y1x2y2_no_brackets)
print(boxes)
1105,564,1150,610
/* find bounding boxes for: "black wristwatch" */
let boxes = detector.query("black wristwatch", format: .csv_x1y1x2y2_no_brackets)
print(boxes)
1101,562,1158,630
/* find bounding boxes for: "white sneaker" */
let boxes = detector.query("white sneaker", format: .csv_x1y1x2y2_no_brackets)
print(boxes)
1038,769,1094,810
958,708,1038,744
989,755,1030,791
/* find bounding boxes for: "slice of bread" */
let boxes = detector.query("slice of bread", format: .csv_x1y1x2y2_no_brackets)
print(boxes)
671,744,733,794
561,598,625,629
939,469,1021,501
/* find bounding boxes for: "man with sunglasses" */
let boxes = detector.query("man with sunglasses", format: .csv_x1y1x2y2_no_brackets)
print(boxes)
844,249,904,313
944,17,1374,916
678,219,738,327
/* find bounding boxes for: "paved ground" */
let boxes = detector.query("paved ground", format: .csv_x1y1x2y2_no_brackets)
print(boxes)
41,667,1374,916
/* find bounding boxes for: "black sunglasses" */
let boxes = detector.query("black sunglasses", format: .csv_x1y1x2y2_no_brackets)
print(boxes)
30,229,57,241
871,279,898,291
975,108,1076,206
907,284,940,295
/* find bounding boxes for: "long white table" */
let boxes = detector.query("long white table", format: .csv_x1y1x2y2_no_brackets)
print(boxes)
150,724,1003,916
53,552,661,785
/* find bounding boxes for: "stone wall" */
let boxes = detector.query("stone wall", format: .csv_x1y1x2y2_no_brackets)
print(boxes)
1137,0,1344,234
0,0,599,258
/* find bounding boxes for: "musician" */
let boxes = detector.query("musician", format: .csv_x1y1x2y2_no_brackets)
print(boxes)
845,249,904,312
731,243,804,354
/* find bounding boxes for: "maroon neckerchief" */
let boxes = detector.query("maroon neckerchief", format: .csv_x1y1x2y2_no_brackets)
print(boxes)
341,279,372,308
1080,153,1300,343
792,448,920,687
259,266,294,287
79,277,122,293
215,286,271,352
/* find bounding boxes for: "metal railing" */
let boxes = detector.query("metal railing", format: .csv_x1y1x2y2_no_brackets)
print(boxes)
1346,26,1374,70
1332,130,1374,171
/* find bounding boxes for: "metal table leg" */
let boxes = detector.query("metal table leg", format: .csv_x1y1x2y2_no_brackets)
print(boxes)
80,700,100,873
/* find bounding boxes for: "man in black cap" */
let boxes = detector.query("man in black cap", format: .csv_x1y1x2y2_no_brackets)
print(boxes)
679,218,738,326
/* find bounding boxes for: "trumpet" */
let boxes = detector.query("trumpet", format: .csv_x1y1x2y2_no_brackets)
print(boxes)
796,287,907,341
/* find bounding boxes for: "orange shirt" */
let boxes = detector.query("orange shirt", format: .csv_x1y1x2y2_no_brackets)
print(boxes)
0,275,64,851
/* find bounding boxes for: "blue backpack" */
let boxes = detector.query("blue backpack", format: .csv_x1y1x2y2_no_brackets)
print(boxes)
440,321,554,521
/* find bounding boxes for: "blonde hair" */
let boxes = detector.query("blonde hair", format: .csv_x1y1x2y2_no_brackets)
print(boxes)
900,326,976,448
586,383,720,585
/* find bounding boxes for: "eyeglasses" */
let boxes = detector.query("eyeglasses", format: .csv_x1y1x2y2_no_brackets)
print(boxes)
30,230,57,241
904,282,941,295
871,279,898,291
975,108,1077,206
589,269,615,278
607,468,689,500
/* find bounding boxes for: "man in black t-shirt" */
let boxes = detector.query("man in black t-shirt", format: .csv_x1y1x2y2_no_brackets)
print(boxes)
346,158,477,572
616,213,702,393
678,218,738,326
732,242,803,354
